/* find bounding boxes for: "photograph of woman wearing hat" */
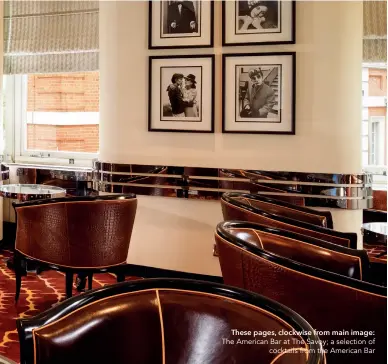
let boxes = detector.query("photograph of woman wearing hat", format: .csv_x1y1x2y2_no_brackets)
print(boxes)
238,0,279,32
182,74,198,117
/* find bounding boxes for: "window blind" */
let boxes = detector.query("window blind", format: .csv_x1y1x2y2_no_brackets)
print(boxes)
3,1,99,74
363,1,387,63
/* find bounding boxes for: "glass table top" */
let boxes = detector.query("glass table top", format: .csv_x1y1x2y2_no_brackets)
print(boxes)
362,222,388,236
0,184,66,200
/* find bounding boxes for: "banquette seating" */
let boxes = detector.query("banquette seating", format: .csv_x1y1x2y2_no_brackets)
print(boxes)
16,278,325,364
13,194,137,300
215,221,387,364
219,192,387,285
221,193,354,247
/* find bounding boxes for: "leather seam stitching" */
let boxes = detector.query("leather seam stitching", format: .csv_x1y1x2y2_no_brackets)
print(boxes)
156,290,166,364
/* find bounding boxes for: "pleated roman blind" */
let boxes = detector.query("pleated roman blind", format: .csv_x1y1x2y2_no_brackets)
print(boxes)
3,1,99,74
363,1,387,63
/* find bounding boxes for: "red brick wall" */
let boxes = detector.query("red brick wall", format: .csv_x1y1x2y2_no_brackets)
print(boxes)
27,72,99,153
27,124,99,153
368,68,387,97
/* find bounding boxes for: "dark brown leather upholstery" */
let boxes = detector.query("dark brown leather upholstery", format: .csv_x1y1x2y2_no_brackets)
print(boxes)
221,192,356,249
15,197,137,268
216,221,387,364
17,279,325,364
372,190,387,211
13,195,137,300
227,225,368,280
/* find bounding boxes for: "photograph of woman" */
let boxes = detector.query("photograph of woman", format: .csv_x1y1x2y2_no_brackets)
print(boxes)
182,74,198,117
237,0,279,33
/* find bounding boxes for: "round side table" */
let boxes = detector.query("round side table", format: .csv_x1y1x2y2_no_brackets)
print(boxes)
0,184,66,223
362,222,388,246
0,184,66,270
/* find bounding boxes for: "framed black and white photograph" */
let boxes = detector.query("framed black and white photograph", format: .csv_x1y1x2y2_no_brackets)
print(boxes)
222,0,295,46
149,1,213,49
222,52,295,134
149,55,214,133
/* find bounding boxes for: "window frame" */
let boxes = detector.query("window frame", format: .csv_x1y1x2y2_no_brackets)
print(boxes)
368,116,386,166
3,74,98,165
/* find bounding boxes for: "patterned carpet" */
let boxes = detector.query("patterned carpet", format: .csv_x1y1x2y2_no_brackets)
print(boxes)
0,250,138,363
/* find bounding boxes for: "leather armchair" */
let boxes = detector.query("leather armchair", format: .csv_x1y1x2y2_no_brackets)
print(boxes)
215,221,387,364
221,221,370,281
13,194,137,300
221,192,356,248
17,278,325,364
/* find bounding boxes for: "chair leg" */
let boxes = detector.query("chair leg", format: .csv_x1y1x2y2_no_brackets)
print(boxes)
65,272,73,298
88,273,93,290
14,252,22,303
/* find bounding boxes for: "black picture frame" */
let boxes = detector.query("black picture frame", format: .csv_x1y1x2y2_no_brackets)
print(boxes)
149,54,215,133
149,0,214,49
222,0,296,46
222,52,296,135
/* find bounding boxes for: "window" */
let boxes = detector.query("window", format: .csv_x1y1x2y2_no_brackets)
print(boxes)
3,72,99,161
368,116,385,166
1,1,99,164
361,65,387,173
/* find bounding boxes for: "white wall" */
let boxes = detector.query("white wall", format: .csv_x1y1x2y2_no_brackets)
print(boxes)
99,1,364,274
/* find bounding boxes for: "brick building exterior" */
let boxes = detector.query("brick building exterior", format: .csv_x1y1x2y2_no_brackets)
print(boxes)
362,66,387,169
27,72,99,153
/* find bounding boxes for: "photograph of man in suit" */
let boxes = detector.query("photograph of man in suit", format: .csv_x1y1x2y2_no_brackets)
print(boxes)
166,73,194,117
167,1,197,34
241,68,276,118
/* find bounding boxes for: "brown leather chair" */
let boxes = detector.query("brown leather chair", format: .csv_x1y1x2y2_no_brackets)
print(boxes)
219,221,371,282
13,194,137,300
221,192,356,248
215,221,387,364
16,278,325,364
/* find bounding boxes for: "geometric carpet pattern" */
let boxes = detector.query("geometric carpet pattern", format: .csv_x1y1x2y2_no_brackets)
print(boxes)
0,250,139,363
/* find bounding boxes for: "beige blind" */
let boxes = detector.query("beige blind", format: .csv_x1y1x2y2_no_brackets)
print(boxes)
3,1,99,74
363,1,387,63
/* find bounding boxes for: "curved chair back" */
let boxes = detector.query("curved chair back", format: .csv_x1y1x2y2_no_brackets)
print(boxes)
17,279,325,364
215,221,387,364
221,192,356,249
14,195,137,268
224,221,369,281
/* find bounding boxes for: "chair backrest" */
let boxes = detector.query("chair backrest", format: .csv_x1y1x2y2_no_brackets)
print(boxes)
224,221,369,281
224,192,333,228
13,195,137,268
17,279,325,364
215,221,387,364
221,192,357,249
372,190,387,211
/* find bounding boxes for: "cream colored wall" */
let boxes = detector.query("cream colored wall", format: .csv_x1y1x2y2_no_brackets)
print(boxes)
99,1,365,273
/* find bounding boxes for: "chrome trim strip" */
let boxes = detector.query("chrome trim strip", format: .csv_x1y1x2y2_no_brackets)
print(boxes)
0,164,10,181
94,162,375,210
